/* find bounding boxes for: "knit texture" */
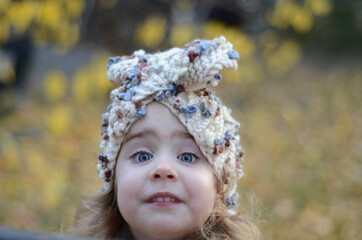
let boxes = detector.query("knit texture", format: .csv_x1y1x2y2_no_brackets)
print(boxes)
98,36,244,209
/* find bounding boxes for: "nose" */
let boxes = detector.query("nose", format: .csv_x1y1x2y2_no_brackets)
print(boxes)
150,157,178,181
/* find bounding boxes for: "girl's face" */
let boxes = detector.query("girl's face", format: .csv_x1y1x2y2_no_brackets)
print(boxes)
115,102,216,240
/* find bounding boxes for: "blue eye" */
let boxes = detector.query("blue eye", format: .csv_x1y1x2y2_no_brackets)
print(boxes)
178,153,197,163
134,152,152,162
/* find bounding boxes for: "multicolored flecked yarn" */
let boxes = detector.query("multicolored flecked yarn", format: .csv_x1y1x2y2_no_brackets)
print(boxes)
97,36,245,210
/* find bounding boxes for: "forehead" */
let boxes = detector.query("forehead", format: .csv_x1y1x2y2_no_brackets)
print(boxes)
125,102,191,140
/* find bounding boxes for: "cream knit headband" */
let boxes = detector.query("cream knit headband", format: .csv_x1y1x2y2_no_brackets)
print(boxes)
97,36,244,209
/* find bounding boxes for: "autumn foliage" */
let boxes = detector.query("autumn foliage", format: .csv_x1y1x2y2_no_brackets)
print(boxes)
0,0,360,239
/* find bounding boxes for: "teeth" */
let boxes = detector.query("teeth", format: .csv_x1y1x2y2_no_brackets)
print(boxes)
152,197,177,202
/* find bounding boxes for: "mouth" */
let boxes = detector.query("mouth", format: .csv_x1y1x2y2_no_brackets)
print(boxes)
151,196,178,202
146,192,182,204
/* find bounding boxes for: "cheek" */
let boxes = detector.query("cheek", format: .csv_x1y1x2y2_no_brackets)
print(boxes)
116,164,142,214
116,175,145,226
185,167,216,216
117,175,137,200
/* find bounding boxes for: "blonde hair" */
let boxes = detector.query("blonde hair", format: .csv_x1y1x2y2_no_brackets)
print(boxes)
70,168,262,240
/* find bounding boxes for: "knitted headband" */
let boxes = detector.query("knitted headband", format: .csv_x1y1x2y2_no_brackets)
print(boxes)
97,36,244,210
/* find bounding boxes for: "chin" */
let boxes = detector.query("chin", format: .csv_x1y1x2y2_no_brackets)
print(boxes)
143,220,192,237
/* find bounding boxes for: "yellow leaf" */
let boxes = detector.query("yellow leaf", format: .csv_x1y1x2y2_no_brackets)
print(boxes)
202,21,255,59
135,15,166,48
279,39,301,65
268,9,289,29
1,175,22,199
268,0,300,29
306,0,332,16
47,105,72,136
170,23,194,46
41,169,66,209
291,8,314,33
43,71,67,102
202,20,226,39
0,133,19,171
7,1,38,35
0,52,15,85
72,67,92,103
0,0,11,10
221,65,242,83
259,30,280,49
64,0,85,19
91,52,113,97
36,0,62,29
0,18,10,43
21,144,53,191
279,0,299,22
225,27,255,59
54,22,80,50
263,39,301,76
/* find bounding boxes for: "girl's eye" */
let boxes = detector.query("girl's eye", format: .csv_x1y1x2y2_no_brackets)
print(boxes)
134,152,153,162
177,153,198,163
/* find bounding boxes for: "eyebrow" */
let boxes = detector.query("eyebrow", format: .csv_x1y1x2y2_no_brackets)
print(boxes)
122,128,194,145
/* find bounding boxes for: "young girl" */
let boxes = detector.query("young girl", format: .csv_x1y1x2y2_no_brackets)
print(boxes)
71,36,262,239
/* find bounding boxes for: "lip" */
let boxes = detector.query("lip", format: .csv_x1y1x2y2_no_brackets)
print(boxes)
145,192,182,204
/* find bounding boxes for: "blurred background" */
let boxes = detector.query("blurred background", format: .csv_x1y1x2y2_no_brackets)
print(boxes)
0,0,361,239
